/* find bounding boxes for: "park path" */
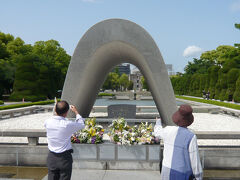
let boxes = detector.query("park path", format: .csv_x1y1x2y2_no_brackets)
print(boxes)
42,169,161,180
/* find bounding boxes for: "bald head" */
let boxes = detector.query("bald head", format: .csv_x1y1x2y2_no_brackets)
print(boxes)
56,101,69,116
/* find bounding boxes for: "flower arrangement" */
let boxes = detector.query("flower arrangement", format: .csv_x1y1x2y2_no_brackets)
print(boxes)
108,118,158,145
71,118,104,144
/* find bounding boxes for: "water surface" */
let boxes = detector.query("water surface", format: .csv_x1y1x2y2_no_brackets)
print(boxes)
94,99,184,106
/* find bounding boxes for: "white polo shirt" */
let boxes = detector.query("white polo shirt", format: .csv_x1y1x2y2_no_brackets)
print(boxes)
44,114,85,153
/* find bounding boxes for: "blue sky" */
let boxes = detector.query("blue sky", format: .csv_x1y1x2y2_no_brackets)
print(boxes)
0,0,240,72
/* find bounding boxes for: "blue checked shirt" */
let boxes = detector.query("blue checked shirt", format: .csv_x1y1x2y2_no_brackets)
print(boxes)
154,119,203,180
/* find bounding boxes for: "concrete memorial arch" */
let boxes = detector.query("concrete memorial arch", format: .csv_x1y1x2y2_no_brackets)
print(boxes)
62,19,177,125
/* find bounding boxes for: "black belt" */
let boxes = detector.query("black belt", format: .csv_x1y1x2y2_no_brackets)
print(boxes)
49,149,73,156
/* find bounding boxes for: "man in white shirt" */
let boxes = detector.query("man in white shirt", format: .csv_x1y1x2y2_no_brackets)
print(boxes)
44,100,85,180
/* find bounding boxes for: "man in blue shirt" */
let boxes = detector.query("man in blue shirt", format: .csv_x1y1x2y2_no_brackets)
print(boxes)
44,100,85,180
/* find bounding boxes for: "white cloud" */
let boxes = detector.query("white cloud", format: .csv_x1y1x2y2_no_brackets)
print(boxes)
183,45,202,58
230,1,240,12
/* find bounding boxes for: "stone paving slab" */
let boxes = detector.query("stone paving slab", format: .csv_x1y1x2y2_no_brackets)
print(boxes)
42,169,161,180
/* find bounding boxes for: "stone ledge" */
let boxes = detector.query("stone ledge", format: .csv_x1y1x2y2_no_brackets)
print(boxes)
0,144,240,169
72,144,161,162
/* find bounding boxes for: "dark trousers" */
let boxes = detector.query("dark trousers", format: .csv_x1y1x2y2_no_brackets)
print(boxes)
47,149,73,180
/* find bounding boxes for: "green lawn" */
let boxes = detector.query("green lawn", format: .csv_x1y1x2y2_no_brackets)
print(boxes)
176,95,240,110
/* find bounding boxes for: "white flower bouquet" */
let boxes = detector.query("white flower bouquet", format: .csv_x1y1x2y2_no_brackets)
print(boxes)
108,118,158,145
71,118,104,144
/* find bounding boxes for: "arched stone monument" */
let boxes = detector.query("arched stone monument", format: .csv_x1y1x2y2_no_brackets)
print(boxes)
61,19,177,125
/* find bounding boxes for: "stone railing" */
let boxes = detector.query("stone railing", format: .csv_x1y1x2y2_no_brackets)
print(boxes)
1,105,240,119
91,106,157,113
0,105,53,119
219,107,240,117
1,129,240,145
0,130,240,169
0,106,38,119
91,106,222,114
0,129,46,145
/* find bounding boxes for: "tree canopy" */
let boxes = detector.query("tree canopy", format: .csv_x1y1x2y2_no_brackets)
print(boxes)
171,23,240,102
0,31,71,101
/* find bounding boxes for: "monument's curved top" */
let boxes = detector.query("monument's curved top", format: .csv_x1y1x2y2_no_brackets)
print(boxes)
61,18,177,125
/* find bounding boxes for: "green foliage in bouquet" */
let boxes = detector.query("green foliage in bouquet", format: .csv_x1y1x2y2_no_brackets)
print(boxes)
71,118,104,144
108,118,158,145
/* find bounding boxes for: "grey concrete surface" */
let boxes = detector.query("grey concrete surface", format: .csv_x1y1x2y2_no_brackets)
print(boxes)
42,169,161,180
1,143,240,169
61,18,177,125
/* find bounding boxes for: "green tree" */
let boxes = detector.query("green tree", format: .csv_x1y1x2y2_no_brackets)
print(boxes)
218,69,228,101
10,54,45,101
38,65,51,97
208,66,220,99
226,68,240,101
0,32,32,98
233,75,240,102
127,80,133,90
119,73,129,91
171,23,240,101
199,74,208,95
140,76,149,90
184,58,215,75
201,45,238,65
235,23,240,48
6,37,32,57
171,75,191,95
114,67,120,76
102,72,120,91
214,69,222,100
189,74,201,96
32,40,71,98
0,32,14,59
0,60,15,95
110,72,120,90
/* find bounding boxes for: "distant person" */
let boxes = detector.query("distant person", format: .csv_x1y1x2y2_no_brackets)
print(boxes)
45,100,85,180
202,90,206,99
154,104,203,180
206,90,210,100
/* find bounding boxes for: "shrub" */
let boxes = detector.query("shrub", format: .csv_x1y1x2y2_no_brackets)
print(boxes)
226,68,240,101
9,92,46,102
219,89,227,101
214,82,221,100
98,92,113,96
233,76,240,102
0,99,57,111
208,66,220,99
0,100,3,105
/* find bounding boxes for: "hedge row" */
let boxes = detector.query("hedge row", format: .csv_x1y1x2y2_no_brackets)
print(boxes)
176,95,240,110
98,93,114,96
9,93,46,102
0,100,56,111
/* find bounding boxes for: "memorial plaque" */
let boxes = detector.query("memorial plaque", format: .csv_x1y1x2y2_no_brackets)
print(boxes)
107,104,136,118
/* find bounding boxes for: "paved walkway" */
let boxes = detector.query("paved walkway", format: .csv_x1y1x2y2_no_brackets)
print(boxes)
181,95,240,105
42,169,161,180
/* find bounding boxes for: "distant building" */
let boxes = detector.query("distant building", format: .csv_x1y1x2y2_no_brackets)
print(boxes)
112,64,130,75
166,64,175,76
130,64,174,91
130,67,142,91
